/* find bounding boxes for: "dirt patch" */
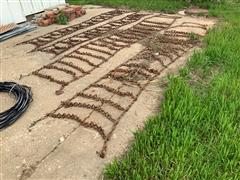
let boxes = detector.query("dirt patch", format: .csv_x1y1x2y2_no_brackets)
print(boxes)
1,7,216,180
185,7,209,16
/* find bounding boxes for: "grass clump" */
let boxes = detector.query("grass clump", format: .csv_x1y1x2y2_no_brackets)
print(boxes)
56,11,68,25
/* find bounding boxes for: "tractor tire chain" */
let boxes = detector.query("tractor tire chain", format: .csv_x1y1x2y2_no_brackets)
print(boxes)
156,34,194,47
100,38,128,48
44,64,77,77
123,63,160,75
68,54,101,66
97,36,196,157
74,51,107,62
110,68,152,79
30,30,198,158
106,73,143,88
84,46,114,56
30,13,147,55
57,61,89,73
28,15,179,92
32,71,68,86
76,92,126,111
61,101,116,123
132,25,160,32
107,37,135,44
138,22,168,29
91,84,136,99
40,29,109,55
48,113,106,139
18,9,128,48
90,41,121,51
106,68,153,87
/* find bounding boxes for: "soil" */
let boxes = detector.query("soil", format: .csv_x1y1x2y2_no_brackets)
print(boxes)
0,6,216,180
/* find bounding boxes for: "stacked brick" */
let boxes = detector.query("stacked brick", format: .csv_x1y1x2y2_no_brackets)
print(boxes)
36,5,86,26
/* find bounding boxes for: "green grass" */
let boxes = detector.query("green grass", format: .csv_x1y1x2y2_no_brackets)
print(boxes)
69,0,187,12
70,0,240,179
69,0,225,12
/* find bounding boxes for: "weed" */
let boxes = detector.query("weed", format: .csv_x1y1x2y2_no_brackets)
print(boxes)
56,11,68,25
189,32,200,41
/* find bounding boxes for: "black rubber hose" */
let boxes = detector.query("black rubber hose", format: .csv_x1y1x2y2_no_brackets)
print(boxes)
0,82,32,130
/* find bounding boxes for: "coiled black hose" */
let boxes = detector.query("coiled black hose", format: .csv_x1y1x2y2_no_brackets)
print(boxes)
0,82,32,130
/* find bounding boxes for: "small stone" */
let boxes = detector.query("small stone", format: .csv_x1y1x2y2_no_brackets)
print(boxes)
59,136,65,143
75,10,82,17
113,134,117,139
22,159,26,164
46,11,55,18
40,19,49,26
68,13,76,21
55,90,64,95
178,10,185,16
94,133,99,139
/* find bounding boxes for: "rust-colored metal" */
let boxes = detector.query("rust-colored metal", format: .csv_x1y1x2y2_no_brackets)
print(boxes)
96,34,197,158
18,9,128,48
28,14,208,158
36,13,148,55
30,29,200,159
76,92,126,111
57,61,89,73
29,15,177,93
32,71,68,86
61,101,116,123
91,84,137,99
67,54,101,66
48,113,106,139
44,64,77,78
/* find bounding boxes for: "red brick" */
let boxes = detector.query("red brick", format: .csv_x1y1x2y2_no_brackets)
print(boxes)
63,8,74,15
75,10,82,17
41,19,50,26
69,13,76,21
46,11,55,18
49,17,56,24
